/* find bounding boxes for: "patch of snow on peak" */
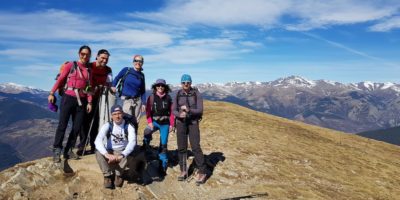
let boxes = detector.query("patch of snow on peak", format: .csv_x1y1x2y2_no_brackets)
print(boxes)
0,82,44,94
381,82,395,90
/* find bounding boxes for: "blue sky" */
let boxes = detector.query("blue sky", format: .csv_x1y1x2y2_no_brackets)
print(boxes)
0,0,399,90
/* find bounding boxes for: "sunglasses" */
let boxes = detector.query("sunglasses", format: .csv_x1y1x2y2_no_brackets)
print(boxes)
80,52,90,57
155,84,165,88
133,59,143,63
181,82,191,85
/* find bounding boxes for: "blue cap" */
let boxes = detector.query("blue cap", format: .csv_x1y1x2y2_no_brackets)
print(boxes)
111,104,123,113
181,74,192,83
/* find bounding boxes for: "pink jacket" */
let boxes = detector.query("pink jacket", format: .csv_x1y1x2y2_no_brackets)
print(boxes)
51,61,92,102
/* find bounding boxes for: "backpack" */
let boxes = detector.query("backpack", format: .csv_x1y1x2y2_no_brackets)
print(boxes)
54,61,91,96
175,87,202,120
148,93,172,123
116,68,144,97
106,115,138,140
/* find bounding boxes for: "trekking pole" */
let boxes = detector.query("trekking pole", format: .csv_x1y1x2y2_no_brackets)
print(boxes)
82,90,101,156
105,87,112,122
183,152,187,179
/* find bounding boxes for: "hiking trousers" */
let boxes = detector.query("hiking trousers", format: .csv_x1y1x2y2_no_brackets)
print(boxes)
143,121,170,168
96,150,128,177
122,97,142,123
176,119,206,174
53,94,87,153
143,121,170,147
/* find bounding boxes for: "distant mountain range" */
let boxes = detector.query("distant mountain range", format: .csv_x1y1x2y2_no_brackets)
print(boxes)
1,76,400,169
190,76,400,133
0,83,57,170
2,77,400,133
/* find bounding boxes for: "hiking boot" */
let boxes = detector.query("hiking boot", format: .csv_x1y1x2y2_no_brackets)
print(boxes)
64,149,79,160
177,171,187,181
90,146,96,154
158,162,167,177
195,173,207,185
76,147,84,156
104,176,114,189
53,148,62,163
114,176,124,187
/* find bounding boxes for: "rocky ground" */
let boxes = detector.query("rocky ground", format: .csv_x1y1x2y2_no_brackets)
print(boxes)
1,101,400,199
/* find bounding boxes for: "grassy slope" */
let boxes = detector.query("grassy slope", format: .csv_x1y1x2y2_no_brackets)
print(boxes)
198,101,400,199
1,101,399,199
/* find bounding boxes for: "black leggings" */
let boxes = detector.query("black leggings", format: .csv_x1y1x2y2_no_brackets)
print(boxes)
176,119,206,174
53,94,87,154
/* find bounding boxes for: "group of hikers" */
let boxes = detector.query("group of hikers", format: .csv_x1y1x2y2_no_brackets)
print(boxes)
47,45,207,189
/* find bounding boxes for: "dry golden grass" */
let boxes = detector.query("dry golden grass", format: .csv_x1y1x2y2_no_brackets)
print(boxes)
196,101,400,199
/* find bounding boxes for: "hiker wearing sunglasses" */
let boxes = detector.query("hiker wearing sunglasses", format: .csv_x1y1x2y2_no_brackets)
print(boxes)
142,79,174,176
76,49,113,155
172,74,207,185
111,55,146,125
48,45,93,163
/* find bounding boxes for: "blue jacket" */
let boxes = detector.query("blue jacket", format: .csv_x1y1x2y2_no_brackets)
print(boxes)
113,67,146,103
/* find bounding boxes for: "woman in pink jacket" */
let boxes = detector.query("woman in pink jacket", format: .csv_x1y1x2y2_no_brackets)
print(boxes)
48,45,93,163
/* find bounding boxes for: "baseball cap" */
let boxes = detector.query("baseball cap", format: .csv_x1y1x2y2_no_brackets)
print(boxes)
111,104,123,114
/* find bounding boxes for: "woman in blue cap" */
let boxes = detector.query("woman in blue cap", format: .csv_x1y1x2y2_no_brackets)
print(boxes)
172,74,207,185
143,78,174,175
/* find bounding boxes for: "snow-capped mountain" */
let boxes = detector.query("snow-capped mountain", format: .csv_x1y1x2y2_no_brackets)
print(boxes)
0,83,46,94
194,76,400,133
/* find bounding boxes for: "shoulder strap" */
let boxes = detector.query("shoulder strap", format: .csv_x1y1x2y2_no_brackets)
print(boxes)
149,93,155,106
123,116,137,140
117,68,131,97
85,62,91,85
107,121,113,139
123,122,129,140
192,88,197,107
107,120,129,140
72,61,83,79
175,89,182,110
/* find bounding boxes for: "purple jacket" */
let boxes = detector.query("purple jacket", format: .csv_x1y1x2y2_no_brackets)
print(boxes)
172,87,203,120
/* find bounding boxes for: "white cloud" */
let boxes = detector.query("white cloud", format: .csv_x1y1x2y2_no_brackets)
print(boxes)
0,9,89,40
130,0,290,27
0,9,174,49
287,0,399,30
0,49,48,59
239,41,263,48
130,0,400,31
146,38,241,64
369,16,400,32
220,30,248,40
